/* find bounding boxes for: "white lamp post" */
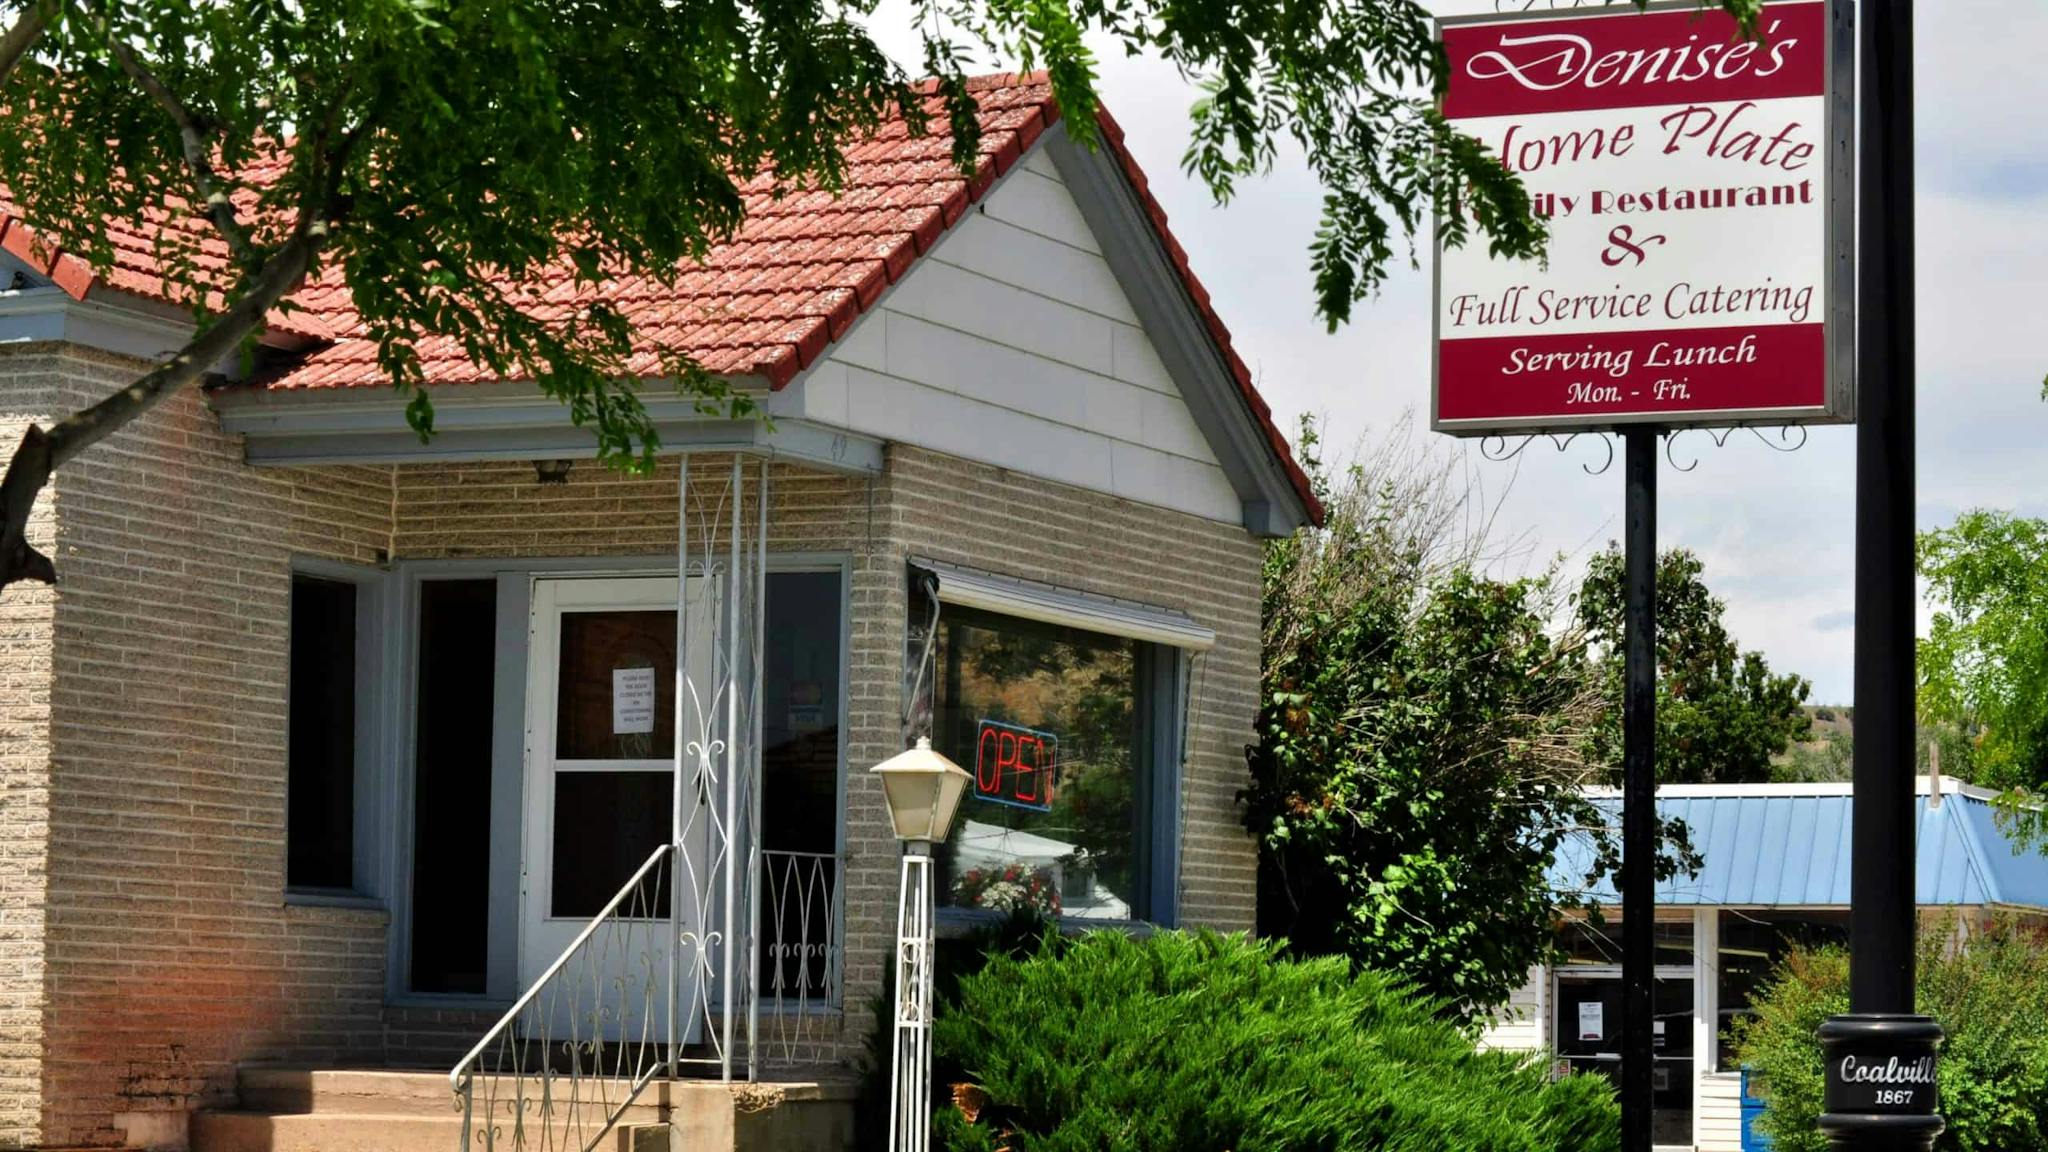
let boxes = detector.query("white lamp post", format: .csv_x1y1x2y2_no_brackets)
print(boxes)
872,737,972,1152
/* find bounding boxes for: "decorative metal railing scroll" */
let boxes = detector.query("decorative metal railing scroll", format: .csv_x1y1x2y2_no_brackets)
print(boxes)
451,845,675,1152
757,848,844,1067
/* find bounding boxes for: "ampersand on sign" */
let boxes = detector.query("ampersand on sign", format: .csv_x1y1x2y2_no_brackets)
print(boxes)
1601,225,1669,268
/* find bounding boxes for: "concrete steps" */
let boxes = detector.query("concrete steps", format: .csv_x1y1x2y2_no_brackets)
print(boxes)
192,1067,860,1152
192,1112,458,1152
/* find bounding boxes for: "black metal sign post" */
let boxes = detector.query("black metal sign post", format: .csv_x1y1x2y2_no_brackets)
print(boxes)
1621,428,1659,1152
1821,1,1944,1148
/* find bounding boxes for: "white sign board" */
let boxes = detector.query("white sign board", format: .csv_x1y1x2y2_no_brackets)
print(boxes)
612,667,656,735
1434,0,1853,434
1579,1000,1606,1042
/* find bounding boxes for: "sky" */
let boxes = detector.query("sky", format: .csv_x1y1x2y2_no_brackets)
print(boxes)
860,2,2048,704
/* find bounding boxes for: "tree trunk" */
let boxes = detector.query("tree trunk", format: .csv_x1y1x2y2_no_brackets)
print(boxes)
0,1,53,88
0,229,319,592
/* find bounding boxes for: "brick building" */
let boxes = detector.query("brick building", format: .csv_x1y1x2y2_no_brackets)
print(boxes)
0,75,1316,1150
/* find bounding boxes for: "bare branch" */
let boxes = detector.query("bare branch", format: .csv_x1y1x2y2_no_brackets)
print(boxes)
95,10,255,264
0,219,323,590
54,226,318,469
0,1,54,88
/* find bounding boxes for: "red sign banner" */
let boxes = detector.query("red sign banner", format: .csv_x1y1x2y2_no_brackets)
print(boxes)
1441,4,1825,119
1434,0,1852,435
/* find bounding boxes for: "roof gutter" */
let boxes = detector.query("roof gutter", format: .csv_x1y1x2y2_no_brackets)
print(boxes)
208,383,883,475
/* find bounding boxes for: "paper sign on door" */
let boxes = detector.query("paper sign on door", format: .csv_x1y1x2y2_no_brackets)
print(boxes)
1578,1002,1605,1043
612,667,656,734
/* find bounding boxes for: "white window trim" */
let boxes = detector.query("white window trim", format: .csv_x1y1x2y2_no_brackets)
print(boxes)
914,558,1216,651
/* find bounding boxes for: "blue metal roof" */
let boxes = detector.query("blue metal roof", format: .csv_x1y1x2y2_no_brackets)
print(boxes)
1549,785,2048,909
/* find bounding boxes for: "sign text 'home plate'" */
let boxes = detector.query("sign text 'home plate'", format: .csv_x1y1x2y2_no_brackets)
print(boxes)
1433,1,1853,435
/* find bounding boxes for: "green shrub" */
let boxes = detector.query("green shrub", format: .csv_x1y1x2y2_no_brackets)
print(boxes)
1732,919,2048,1152
855,911,1053,1152
932,929,1618,1152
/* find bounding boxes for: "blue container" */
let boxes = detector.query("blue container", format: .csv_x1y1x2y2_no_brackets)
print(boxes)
1741,1067,1774,1152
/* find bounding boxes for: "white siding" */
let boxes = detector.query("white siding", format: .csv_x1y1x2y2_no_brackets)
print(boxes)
1480,966,1549,1053
1697,1073,1744,1152
776,143,1244,525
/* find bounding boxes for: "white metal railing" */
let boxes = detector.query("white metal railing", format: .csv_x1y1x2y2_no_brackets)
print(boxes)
452,844,677,1152
758,849,844,1067
450,457,855,1150
451,455,779,1152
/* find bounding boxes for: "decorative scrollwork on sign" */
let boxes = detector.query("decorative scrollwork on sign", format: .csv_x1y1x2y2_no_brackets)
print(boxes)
1478,431,1619,476
1664,424,1812,473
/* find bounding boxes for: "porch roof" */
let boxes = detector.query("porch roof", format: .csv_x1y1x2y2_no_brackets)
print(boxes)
1550,780,2048,911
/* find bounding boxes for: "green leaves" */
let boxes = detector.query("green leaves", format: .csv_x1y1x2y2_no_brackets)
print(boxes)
1579,545,1814,785
1,0,1770,489
2,0,925,470
934,930,1620,1152
1733,920,2048,1152
1247,422,1621,1021
1919,510,2048,837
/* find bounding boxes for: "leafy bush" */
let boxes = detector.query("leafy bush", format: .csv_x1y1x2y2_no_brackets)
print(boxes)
932,929,1618,1152
1248,423,1621,1021
1732,919,2048,1152
855,911,1053,1152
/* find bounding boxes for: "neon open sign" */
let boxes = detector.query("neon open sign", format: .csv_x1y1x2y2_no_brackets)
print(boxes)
974,719,1057,812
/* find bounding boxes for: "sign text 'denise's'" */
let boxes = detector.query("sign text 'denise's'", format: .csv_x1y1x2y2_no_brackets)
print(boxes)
1433,1,1852,434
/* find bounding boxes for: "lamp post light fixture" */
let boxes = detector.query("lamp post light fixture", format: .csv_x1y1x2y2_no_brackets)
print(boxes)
872,737,973,1152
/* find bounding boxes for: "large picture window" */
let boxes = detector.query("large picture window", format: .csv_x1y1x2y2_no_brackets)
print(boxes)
931,603,1167,922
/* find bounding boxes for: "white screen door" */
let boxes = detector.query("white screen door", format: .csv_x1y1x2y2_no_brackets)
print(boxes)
520,575,719,1044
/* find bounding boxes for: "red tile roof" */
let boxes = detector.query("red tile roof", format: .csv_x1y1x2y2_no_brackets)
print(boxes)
1,72,1319,522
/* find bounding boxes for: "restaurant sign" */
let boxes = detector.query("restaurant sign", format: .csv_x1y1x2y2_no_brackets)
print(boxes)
1433,0,1853,435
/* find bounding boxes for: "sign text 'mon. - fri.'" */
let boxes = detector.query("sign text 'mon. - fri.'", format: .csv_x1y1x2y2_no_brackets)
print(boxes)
1433,0,1853,435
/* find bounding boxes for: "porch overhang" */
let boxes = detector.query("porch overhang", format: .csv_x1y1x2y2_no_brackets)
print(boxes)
208,383,885,475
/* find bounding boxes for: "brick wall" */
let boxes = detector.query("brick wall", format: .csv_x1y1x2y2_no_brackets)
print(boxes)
388,443,1264,1064
0,352,1266,1144
29,345,394,1147
0,349,61,1150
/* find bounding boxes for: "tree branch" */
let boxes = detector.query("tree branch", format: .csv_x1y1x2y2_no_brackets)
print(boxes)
96,10,254,264
0,221,323,590
0,1,54,88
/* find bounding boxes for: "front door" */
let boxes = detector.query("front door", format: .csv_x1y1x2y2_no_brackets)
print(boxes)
1555,973,1696,1148
520,575,719,1044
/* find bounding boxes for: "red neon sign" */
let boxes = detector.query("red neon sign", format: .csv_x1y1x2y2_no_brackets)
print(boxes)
973,719,1057,812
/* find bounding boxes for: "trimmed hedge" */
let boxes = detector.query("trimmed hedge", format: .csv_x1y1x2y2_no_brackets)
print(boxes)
930,929,1618,1151
1732,918,2048,1152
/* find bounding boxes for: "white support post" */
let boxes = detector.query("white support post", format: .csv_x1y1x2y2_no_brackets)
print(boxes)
1692,906,1719,1145
722,455,742,1082
747,457,768,1081
669,455,690,1078
889,849,935,1152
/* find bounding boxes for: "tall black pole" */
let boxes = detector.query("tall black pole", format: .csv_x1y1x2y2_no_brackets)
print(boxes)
1850,0,1916,1015
1820,2,1944,1148
1621,428,1657,1152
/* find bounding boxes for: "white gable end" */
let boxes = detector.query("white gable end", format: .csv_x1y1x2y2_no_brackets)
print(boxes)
776,142,1243,526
